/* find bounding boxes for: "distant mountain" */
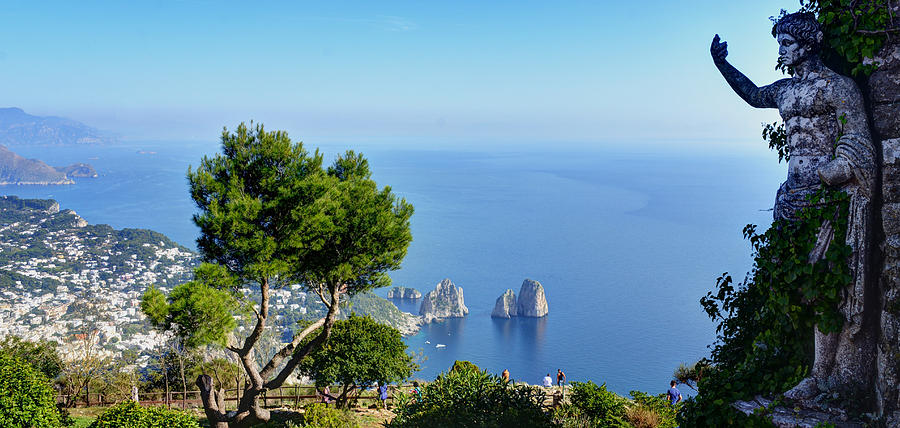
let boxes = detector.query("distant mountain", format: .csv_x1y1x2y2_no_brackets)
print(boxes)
0,145,97,185
0,107,115,145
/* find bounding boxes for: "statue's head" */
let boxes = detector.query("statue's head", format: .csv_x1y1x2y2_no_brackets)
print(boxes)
773,12,823,66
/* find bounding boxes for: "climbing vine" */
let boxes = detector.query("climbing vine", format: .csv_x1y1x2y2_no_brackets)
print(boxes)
679,189,851,426
797,0,894,76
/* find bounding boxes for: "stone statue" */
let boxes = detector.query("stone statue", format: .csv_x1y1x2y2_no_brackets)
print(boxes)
711,12,876,402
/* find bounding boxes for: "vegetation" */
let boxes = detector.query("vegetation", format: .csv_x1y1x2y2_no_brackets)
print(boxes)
678,189,851,427
144,122,413,427
388,361,552,428
0,335,63,380
795,0,892,76
286,403,360,428
549,382,678,428
87,401,199,428
298,314,416,407
0,352,63,428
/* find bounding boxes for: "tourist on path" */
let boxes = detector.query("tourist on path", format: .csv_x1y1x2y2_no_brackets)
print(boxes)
542,373,553,387
411,381,421,402
556,369,566,387
379,383,389,409
667,380,682,405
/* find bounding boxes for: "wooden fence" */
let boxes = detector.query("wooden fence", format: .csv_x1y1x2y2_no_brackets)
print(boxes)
56,384,412,410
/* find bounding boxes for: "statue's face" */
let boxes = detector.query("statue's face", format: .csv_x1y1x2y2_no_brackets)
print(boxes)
777,33,806,67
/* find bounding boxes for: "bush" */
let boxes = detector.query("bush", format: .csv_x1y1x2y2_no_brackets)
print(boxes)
0,352,63,428
88,401,199,428
388,362,552,428
628,391,677,428
624,405,660,428
562,381,628,427
287,403,359,428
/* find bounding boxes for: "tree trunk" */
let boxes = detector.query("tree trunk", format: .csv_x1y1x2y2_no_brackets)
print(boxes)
197,375,229,428
177,348,187,409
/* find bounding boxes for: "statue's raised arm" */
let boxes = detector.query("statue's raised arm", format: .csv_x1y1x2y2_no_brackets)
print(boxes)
710,34,780,109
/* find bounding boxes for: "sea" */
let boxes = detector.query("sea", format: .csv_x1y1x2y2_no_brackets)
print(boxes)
4,140,784,397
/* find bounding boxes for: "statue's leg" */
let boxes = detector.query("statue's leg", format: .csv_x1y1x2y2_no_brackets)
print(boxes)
785,328,837,400
812,328,838,379
830,323,876,403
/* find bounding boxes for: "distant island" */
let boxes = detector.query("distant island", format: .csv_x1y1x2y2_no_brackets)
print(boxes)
0,144,97,185
0,107,115,146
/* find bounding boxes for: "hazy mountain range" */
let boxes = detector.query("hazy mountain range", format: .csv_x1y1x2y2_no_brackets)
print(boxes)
0,107,115,146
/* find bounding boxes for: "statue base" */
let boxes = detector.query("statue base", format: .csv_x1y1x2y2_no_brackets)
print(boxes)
732,396,870,428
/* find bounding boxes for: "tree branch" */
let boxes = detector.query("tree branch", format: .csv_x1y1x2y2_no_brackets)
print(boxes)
263,283,341,390
240,277,270,356
259,317,326,380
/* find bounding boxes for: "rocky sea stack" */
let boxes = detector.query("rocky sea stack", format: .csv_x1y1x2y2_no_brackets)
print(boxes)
491,289,517,318
387,286,422,299
419,278,468,323
516,279,548,317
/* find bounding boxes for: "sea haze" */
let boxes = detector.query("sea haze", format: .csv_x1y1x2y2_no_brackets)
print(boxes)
4,141,784,396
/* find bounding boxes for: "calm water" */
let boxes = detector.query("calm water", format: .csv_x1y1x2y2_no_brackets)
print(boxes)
5,141,783,396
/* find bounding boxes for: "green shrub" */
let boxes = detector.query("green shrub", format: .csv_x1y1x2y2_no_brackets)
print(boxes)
628,391,677,428
0,352,63,428
388,362,552,428
448,360,479,374
88,401,199,428
287,403,359,428
562,381,629,427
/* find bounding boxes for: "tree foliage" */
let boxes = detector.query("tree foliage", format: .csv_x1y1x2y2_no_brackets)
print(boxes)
0,336,63,381
142,277,239,348
0,352,63,428
388,362,551,428
298,314,416,407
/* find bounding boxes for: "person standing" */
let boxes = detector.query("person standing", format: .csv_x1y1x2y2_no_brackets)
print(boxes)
667,380,682,406
501,369,510,383
379,383,389,409
556,369,566,387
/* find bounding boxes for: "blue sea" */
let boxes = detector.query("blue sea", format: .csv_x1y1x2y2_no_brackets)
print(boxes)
5,140,784,396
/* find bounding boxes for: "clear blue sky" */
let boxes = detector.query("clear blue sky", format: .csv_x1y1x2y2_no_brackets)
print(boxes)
0,0,800,147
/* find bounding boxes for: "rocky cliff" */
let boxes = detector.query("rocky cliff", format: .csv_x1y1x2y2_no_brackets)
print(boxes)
387,286,422,299
0,145,96,185
516,279,549,317
491,289,517,318
419,278,468,323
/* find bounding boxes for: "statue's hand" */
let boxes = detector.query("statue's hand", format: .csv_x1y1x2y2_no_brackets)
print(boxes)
711,34,728,63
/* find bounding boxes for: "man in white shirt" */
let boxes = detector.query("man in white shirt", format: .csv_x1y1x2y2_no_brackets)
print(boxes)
542,373,552,387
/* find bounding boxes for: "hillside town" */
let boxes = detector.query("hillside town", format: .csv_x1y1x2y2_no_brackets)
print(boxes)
0,196,199,355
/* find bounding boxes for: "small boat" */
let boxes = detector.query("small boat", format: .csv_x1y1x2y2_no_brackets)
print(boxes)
435,344,446,348
425,340,431,344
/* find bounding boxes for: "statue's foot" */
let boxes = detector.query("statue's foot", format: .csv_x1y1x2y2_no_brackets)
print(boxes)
783,377,820,401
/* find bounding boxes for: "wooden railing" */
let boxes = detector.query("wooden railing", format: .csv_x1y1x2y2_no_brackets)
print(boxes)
56,384,412,410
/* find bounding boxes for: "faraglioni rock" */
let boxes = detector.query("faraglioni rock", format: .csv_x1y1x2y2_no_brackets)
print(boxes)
419,278,468,323
491,289,517,319
516,279,548,317
387,286,422,299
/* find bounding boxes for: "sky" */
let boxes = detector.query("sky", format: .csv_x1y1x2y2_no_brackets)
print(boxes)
0,0,803,147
